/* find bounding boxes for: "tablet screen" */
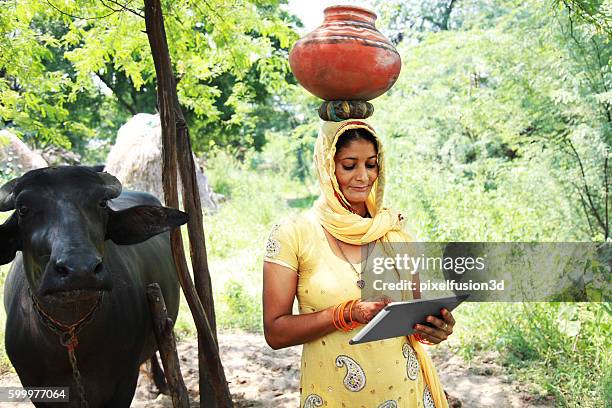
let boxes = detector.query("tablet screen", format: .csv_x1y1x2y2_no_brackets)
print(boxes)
349,294,469,345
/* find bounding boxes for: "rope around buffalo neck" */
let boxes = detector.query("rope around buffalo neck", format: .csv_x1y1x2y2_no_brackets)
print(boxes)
29,288,104,408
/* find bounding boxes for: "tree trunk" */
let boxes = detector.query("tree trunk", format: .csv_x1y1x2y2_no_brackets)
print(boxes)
143,0,232,406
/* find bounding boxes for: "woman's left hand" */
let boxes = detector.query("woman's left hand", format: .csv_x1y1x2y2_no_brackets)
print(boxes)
413,308,455,345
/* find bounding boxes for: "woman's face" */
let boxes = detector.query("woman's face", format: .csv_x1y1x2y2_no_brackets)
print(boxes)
334,138,378,208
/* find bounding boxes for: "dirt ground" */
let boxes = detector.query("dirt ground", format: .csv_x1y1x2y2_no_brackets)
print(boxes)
0,331,555,407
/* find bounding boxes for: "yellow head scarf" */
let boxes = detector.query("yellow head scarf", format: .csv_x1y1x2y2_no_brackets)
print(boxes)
311,119,406,245
310,118,450,408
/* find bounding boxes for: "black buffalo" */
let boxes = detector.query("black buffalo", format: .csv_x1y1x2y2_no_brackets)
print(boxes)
0,166,187,407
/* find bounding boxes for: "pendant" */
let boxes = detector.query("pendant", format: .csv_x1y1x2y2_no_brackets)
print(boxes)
356,279,365,289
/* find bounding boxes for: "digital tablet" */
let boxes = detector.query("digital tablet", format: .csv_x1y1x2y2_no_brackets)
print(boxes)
349,294,469,345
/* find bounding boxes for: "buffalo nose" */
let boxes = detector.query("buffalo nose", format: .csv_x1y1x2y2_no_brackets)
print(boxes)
54,256,103,277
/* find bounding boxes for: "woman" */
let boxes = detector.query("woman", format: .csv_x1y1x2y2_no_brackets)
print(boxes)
263,119,454,408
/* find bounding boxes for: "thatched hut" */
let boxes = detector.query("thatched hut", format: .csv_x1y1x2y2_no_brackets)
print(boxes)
0,130,48,178
105,114,219,212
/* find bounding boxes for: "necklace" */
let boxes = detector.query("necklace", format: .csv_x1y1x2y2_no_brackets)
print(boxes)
334,237,372,289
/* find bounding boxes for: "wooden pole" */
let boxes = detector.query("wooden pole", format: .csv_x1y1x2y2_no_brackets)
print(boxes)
143,0,233,406
146,283,190,408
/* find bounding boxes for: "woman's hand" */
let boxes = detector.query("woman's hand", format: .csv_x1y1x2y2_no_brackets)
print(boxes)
350,298,391,324
413,308,456,345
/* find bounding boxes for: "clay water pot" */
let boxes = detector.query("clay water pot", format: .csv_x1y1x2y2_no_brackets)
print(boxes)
289,5,401,101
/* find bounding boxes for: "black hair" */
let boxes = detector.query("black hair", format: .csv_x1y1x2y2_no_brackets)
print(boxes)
335,128,378,155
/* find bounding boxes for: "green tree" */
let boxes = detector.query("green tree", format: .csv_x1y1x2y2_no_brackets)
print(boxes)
373,0,610,240
0,0,299,160
555,0,612,36
374,0,510,42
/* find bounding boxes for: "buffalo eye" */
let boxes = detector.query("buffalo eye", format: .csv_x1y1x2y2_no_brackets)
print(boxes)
17,205,29,217
99,199,108,209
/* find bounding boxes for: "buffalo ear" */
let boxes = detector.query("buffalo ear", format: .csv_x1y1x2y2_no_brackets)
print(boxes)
106,205,188,245
97,171,122,199
0,214,20,265
0,177,19,211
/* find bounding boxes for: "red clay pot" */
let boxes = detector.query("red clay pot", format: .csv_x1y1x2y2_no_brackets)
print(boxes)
289,5,401,101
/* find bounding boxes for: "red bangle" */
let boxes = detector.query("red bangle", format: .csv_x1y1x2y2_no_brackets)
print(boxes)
348,299,356,324
338,301,347,329
338,302,348,331
332,303,343,331
346,299,360,331
333,300,361,332
414,333,434,345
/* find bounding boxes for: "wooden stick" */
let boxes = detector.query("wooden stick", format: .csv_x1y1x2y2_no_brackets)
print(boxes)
143,1,233,406
150,353,170,395
146,283,190,408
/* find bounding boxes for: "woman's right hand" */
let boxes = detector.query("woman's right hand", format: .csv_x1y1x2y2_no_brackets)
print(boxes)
350,298,391,324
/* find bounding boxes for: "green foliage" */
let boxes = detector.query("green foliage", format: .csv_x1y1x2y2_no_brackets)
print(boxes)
204,151,288,259
372,0,610,241
217,279,262,332
374,0,511,41
453,303,611,407
554,0,612,36
383,144,581,241
0,0,300,160
0,2,72,147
